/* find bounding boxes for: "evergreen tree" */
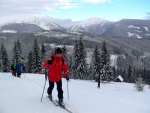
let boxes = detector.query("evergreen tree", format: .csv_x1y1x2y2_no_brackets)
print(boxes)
112,66,116,81
68,55,73,78
147,70,150,85
0,46,2,71
132,68,136,83
27,50,33,73
142,67,147,84
77,37,89,79
32,39,42,73
134,77,145,91
90,46,101,81
12,40,23,62
127,65,132,83
41,43,46,62
122,69,126,82
72,37,89,80
12,41,18,62
0,43,10,72
62,45,69,64
100,41,113,82
72,40,80,79
17,39,23,61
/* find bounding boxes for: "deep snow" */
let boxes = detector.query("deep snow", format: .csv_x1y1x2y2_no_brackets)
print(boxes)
0,72,150,113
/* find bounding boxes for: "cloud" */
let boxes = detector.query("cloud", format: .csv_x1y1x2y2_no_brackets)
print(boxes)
60,3,81,9
83,0,111,4
45,7,52,12
145,12,150,19
0,0,111,18
0,0,81,16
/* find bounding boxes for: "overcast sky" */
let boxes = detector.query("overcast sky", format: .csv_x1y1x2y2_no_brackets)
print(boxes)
0,0,150,21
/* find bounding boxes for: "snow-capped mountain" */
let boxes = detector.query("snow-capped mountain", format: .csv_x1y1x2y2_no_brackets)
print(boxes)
1,16,150,69
67,17,113,35
0,16,65,33
0,23,44,33
101,19,150,39
67,18,150,39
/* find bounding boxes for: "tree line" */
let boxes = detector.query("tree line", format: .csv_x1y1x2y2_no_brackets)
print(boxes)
0,37,150,85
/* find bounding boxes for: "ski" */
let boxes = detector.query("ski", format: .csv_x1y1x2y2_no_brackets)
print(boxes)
47,96,58,106
55,100,73,113
47,97,73,113
51,100,59,106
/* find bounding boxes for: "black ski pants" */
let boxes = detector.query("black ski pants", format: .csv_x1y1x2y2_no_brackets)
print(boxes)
17,72,21,77
47,80,63,99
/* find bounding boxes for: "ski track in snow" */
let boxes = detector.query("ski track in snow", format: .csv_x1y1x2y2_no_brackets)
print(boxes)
0,73,150,113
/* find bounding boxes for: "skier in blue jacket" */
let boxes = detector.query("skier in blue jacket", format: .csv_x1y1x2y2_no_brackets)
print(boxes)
14,61,25,77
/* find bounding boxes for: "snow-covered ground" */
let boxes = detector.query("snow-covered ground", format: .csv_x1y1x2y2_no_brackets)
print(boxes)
0,73,150,113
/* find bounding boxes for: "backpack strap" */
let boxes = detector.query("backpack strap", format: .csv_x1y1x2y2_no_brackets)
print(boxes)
62,59,64,65
48,56,54,65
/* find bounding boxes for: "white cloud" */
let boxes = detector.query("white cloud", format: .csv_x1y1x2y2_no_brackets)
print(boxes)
45,7,52,12
60,3,81,9
0,0,80,16
0,0,111,18
60,5,77,9
145,12,150,19
84,0,111,4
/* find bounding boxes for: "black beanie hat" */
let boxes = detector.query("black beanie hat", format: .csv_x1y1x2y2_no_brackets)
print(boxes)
55,47,62,54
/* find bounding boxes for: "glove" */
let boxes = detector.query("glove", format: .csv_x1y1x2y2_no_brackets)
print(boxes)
66,77,69,81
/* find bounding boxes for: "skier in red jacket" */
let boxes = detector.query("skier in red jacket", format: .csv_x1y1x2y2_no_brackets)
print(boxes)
43,47,69,107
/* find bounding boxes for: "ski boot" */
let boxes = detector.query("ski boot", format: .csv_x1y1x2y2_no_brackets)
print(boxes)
48,94,52,101
58,99,65,108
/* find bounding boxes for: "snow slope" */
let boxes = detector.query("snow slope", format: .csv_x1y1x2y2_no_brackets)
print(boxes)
0,73,150,113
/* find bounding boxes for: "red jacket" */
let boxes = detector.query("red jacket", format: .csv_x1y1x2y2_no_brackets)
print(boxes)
43,54,69,82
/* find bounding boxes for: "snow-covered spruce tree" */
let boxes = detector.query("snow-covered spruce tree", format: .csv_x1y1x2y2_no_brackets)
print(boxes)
27,50,33,73
127,65,132,83
68,55,73,78
32,39,42,73
141,67,147,84
0,46,2,72
72,37,89,80
12,40,24,62
0,43,10,72
100,41,113,82
72,40,80,79
112,66,116,81
62,45,69,65
147,70,150,85
17,39,24,61
41,43,46,63
90,45,101,81
77,36,89,80
134,76,145,91
12,41,18,62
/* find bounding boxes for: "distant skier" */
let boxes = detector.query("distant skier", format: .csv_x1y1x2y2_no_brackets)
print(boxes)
11,60,16,76
43,47,69,107
14,61,25,78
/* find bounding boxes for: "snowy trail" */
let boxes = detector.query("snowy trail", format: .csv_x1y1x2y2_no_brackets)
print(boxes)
0,73,71,113
0,73,150,113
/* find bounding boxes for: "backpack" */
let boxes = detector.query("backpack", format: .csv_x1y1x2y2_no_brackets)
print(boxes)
48,56,64,65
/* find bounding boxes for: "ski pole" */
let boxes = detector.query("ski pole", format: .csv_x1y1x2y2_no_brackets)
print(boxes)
67,81,69,100
41,65,50,102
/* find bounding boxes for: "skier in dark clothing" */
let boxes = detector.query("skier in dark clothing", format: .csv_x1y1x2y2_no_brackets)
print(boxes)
14,61,25,78
11,61,16,76
43,47,69,107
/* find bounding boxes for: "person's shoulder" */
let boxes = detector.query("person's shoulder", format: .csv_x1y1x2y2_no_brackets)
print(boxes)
61,55,64,59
